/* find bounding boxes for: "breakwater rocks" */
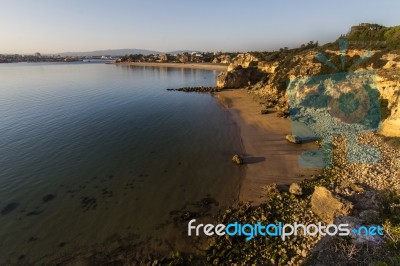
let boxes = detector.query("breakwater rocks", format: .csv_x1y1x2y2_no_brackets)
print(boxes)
166,86,219,93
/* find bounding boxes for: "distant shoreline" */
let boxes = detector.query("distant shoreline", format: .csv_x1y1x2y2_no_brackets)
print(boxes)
115,62,228,71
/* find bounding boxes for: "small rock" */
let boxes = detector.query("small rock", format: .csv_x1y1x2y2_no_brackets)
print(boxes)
286,135,302,144
301,250,307,257
289,183,303,195
260,109,269,115
350,183,364,193
231,154,243,165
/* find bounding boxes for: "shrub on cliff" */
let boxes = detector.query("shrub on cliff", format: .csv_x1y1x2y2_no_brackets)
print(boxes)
385,26,400,50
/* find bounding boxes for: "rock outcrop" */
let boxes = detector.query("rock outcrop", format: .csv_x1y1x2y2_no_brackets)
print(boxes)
227,53,259,71
217,49,400,136
216,66,265,89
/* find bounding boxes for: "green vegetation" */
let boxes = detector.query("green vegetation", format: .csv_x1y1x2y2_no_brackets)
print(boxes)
367,189,400,265
384,26,400,50
347,23,387,42
345,23,400,50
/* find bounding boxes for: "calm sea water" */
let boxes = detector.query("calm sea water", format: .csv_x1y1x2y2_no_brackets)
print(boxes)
0,63,243,264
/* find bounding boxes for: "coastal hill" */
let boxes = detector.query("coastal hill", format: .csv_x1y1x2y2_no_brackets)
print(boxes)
205,23,400,265
216,23,400,137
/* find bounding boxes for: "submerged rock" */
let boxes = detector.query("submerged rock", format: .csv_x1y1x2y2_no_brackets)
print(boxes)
231,154,243,165
42,194,56,203
1,202,19,215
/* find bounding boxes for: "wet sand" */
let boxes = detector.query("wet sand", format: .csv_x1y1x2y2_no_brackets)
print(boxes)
116,62,228,71
216,89,321,204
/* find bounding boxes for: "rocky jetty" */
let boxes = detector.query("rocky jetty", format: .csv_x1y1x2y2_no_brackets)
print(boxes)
166,86,219,93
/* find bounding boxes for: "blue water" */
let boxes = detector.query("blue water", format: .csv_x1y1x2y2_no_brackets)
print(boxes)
0,63,243,264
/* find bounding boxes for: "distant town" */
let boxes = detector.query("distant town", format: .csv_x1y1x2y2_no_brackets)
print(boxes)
0,53,117,63
116,52,237,64
0,51,238,64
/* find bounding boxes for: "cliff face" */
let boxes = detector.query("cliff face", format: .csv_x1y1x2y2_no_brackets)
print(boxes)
216,66,264,88
217,49,400,136
376,54,400,136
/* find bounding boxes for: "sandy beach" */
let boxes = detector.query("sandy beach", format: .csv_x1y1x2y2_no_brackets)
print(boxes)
116,62,228,71
216,89,321,204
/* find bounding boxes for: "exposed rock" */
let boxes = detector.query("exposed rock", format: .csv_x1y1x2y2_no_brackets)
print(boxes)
286,134,302,144
349,183,364,193
231,154,243,165
227,53,259,71
334,215,361,228
358,210,379,223
260,109,269,115
353,190,381,211
289,183,303,195
258,61,279,73
311,186,353,223
222,49,400,137
216,66,265,89
211,54,231,64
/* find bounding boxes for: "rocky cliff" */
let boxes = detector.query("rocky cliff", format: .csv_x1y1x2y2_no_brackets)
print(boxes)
217,47,400,136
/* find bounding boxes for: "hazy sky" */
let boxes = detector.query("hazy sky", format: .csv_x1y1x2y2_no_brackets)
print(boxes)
1,0,400,54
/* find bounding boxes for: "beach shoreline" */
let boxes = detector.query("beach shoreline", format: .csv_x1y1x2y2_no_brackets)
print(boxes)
115,62,228,71
215,89,321,204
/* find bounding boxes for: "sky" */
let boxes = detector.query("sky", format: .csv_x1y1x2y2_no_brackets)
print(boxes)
1,0,400,54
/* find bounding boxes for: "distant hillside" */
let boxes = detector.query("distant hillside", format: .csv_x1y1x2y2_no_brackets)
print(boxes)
57,49,202,57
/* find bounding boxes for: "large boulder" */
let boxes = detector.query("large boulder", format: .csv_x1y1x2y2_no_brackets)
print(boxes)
311,186,353,223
